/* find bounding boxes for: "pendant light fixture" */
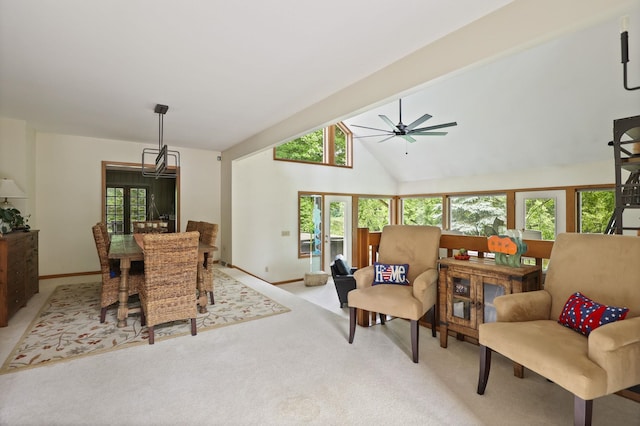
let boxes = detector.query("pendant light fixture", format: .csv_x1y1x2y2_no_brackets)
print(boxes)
142,104,180,178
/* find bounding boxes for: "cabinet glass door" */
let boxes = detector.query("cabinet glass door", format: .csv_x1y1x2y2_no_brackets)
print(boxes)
452,276,472,322
482,282,505,323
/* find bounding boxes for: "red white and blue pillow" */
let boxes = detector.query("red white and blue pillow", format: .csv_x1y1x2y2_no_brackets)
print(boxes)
372,262,410,285
558,292,629,336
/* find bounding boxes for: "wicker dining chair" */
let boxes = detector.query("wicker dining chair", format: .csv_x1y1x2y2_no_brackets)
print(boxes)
139,231,200,344
185,220,199,233
199,222,218,305
92,224,145,323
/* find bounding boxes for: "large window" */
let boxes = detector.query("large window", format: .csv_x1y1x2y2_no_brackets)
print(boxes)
449,194,507,235
578,189,615,233
358,197,392,231
274,123,352,167
402,197,442,227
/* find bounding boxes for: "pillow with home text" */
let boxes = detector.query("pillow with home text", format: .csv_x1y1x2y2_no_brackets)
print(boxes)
558,292,629,336
372,262,410,285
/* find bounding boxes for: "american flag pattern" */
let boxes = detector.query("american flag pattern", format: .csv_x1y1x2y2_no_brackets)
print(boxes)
373,262,409,285
558,292,629,336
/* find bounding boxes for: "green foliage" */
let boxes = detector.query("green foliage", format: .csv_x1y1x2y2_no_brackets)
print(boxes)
334,126,347,165
358,198,390,231
402,197,442,226
450,195,506,236
0,207,29,232
525,198,555,240
580,190,614,233
275,130,324,162
329,201,345,236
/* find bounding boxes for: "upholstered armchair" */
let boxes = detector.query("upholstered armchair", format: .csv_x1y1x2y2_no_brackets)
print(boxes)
348,225,441,363
478,233,640,425
330,256,357,308
139,232,200,344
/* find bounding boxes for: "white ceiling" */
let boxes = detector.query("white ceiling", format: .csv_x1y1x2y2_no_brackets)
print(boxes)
1,1,639,182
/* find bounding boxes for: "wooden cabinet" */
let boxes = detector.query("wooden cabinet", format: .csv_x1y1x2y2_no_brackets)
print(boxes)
0,230,39,327
438,257,540,348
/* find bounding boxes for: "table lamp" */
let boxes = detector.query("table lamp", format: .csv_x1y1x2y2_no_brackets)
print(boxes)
0,178,26,208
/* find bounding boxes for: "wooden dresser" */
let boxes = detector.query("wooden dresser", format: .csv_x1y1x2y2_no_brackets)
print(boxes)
0,230,39,327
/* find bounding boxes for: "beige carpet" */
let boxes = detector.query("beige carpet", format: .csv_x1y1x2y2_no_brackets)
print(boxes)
0,267,637,425
1,269,289,374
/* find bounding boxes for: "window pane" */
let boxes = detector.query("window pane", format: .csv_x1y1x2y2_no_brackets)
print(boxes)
275,130,324,163
579,189,614,233
525,198,555,240
402,197,442,226
106,186,124,234
358,198,391,231
334,125,347,166
450,195,506,235
299,194,322,256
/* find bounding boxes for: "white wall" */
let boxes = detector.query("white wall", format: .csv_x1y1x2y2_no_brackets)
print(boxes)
399,160,614,194
232,140,396,282
0,117,35,217
33,131,220,276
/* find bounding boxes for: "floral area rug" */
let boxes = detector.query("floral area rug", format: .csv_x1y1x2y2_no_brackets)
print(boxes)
1,269,290,374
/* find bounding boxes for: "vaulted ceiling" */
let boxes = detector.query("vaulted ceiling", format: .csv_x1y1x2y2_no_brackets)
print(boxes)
1,1,639,182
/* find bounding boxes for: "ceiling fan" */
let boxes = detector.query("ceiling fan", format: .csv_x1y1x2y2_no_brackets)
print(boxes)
351,99,457,143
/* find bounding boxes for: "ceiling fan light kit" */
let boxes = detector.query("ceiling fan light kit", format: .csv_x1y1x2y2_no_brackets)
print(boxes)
352,98,457,144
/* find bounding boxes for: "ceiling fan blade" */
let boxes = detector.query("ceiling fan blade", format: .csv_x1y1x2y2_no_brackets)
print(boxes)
350,124,393,133
354,133,394,138
377,135,396,143
411,121,458,132
378,114,397,130
406,113,432,130
410,131,449,136
401,135,417,143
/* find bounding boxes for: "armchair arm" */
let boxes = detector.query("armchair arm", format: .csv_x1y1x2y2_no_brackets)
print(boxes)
588,316,640,393
412,268,438,309
494,290,551,322
353,265,374,289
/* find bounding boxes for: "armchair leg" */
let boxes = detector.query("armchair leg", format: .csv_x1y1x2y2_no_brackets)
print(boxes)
430,304,437,338
477,345,492,395
411,320,419,363
209,291,215,305
379,312,386,325
573,396,593,426
100,307,107,323
148,326,155,345
348,307,356,344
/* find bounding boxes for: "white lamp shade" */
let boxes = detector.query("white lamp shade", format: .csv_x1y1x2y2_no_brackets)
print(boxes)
0,179,26,199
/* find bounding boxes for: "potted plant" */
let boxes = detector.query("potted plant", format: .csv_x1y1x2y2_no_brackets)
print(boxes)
0,208,29,234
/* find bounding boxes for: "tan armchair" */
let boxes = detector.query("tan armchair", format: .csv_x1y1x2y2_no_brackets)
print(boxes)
348,225,441,363
478,233,640,425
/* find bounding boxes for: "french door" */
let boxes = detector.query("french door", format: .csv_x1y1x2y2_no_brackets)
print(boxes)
323,196,352,270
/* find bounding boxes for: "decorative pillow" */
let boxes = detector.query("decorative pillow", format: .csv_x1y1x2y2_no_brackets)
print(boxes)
334,258,351,276
558,292,629,336
372,262,410,285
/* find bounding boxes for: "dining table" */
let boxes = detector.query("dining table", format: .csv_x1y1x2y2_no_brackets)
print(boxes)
108,233,218,328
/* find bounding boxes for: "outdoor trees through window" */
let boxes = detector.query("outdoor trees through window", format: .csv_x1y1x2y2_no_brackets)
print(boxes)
402,197,442,227
358,198,391,231
274,123,352,167
450,195,507,235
